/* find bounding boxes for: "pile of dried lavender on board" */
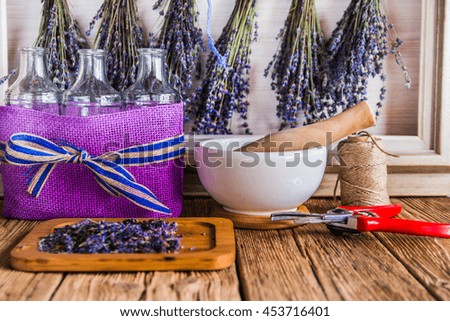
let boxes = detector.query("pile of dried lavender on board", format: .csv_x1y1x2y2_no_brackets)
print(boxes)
34,0,88,90
38,219,181,254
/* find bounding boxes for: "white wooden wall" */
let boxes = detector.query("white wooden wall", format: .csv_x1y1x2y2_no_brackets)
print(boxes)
1,0,421,136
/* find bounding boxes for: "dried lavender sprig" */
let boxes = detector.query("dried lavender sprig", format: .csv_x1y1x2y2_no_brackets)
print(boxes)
266,0,330,128
89,0,144,91
151,0,205,102
0,69,17,87
326,0,411,117
388,23,412,89
189,0,258,134
38,219,181,254
35,0,88,90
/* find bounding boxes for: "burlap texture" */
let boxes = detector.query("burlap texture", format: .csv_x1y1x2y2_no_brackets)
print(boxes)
0,104,184,220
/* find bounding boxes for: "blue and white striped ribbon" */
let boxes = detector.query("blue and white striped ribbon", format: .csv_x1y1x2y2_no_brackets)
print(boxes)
0,133,185,215
0,141,5,163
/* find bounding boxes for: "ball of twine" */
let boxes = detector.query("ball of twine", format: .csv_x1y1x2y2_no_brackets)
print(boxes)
335,131,399,206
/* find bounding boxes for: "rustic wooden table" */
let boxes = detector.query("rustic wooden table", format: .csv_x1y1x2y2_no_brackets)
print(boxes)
0,197,449,301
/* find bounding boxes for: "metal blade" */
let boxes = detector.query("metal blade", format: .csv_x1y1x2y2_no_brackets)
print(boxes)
270,212,349,225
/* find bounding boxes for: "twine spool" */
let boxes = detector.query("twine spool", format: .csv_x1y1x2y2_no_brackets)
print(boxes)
335,131,399,206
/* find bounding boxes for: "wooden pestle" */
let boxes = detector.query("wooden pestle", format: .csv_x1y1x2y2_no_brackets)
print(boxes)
238,101,375,152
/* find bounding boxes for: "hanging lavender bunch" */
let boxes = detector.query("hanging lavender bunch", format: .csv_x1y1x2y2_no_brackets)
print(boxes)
151,0,205,102
87,0,144,91
266,0,330,129
34,0,88,90
189,0,258,134
326,0,411,117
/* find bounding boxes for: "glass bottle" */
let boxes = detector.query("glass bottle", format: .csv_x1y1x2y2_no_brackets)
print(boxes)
123,48,181,108
5,47,61,113
61,49,122,116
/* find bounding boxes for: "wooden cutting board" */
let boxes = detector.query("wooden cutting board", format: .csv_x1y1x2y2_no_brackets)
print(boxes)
211,203,309,229
10,217,235,272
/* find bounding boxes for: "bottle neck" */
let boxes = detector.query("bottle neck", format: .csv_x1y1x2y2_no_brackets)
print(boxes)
18,49,48,80
76,52,108,82
137,52,168,84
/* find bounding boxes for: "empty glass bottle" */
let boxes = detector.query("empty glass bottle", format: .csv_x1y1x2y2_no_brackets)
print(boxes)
5,47,61,113
61,49,122,116
123,48,181,108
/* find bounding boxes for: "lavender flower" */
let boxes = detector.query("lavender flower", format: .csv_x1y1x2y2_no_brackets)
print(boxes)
189,0,258,134
34,0,88,90
266,0,330,128
38,219,181,254
326,0,411,117
89,0,144,91
151,0,205,103
0,69,16,87
388,24,412,90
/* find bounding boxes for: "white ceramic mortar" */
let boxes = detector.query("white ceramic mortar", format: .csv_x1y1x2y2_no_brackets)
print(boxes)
194,137,327,216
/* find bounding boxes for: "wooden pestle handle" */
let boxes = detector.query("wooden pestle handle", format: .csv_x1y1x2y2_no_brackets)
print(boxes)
238,101,375,152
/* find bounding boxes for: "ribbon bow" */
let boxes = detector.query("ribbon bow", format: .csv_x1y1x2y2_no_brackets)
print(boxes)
0,133,185,215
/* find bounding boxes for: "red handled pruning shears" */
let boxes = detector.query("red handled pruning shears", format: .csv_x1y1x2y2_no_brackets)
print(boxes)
271,204,450,238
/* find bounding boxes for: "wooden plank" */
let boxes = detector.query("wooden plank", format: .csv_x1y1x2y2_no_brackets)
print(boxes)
395,197,450,221
183,172,208,197
291,198,435,300
145,269,241,301
315,173,450,197
52,273,146,301
374,197,450,300
235,228,327,301
0,210,63,300
181,195,215,218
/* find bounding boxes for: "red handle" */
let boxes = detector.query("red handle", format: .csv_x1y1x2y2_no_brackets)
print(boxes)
339,204,402,218
357,217,450,238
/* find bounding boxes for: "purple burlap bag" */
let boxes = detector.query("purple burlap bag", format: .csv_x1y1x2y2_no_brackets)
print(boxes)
0,104,184,220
